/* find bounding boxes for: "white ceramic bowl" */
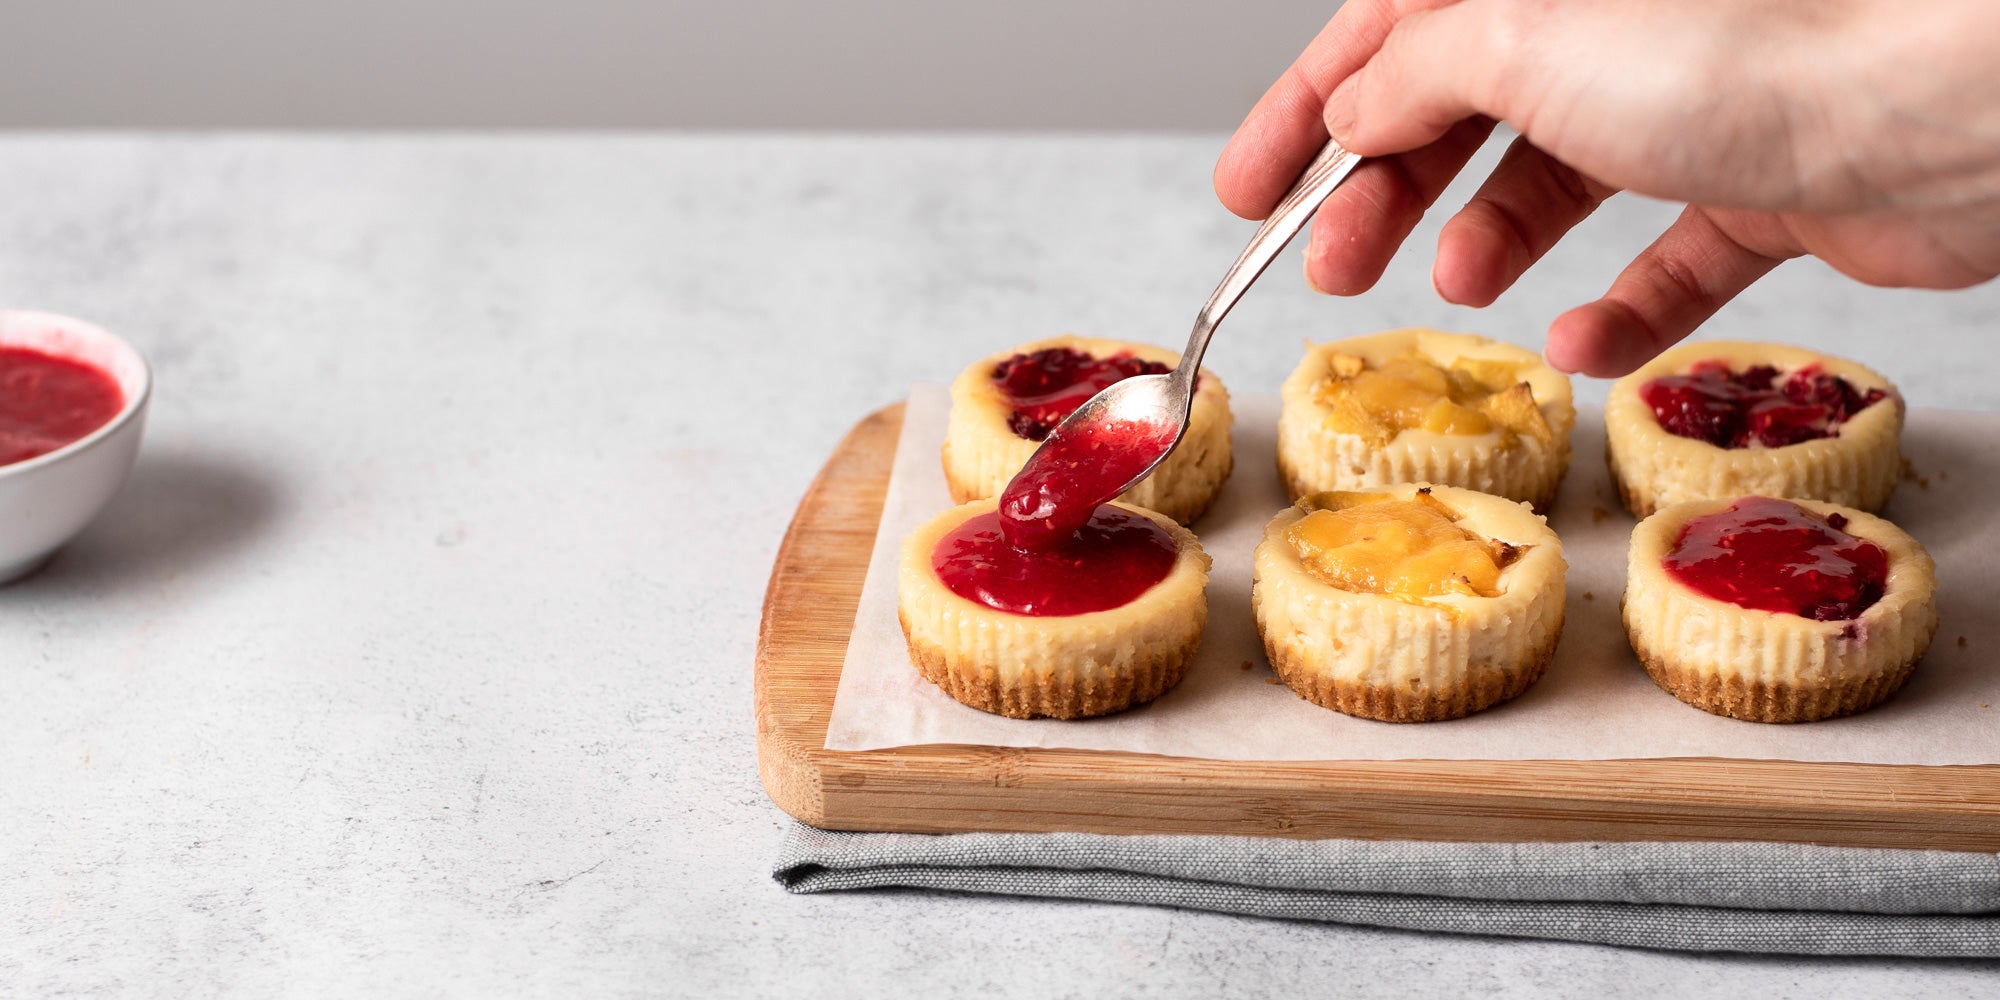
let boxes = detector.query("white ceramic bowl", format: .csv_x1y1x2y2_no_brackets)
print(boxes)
0,310,152,583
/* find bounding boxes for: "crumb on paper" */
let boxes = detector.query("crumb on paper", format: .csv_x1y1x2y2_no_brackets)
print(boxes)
1959,635,1968,648
1583,591,1595,601
1939,469,1950,481
1591,505,1610,524
1265,677,1283,686
1240,660,1254,672
1900,457,1931,490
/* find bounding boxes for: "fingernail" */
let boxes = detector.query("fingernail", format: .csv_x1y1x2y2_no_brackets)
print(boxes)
1323,78,1359,145
1303,247,1332,296
1543,338,1582,375
1543,310,1591,374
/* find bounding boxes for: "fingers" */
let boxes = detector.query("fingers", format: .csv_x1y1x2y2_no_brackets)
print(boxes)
1214,61,1343,222
1434,136,1619,306
1323,1,1530,157
1215,0,1462,220
1544,208,1795,377
1304,116,1497,295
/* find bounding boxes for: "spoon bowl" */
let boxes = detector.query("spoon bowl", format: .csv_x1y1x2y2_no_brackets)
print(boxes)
995,372,1188,548
1055,369,1189,479
996,139,1364,546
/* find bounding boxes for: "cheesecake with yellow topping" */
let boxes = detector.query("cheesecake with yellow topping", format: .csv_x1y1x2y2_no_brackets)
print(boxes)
1252,484,1567,722
1278,330,1574,511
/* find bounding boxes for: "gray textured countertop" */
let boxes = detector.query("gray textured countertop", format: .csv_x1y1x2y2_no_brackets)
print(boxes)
2,134,1995,996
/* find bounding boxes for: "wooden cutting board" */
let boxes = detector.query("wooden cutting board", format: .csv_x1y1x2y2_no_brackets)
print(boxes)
754,403,2000,849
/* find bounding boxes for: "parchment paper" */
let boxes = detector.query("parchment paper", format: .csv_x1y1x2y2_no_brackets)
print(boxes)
825,384,2000,764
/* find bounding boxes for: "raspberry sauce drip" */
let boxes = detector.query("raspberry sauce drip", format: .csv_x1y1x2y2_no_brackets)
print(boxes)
1,346,125,466
933,507,1178,617
1640,361,1887,448
1663,497,1888,621
997,416,1177,550
991,347,1175,441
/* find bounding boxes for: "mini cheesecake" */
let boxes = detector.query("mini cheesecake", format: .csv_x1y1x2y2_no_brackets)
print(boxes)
1277,329,1574,511
1252,484,1566,722
943,334,1233,525
1624,496,1937,723
1605,341,1902,517
898,498,1210,720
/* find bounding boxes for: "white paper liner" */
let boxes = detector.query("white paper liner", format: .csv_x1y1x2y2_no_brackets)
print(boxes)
825,384,2000,764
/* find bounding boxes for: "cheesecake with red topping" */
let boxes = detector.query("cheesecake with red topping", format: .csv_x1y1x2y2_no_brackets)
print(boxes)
1623,495,1937,723
1605,341,1903,517
898,498,1210,719
942,335,1232,525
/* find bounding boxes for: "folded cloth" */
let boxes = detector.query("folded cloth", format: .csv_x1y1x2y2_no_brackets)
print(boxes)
773,823,2000,957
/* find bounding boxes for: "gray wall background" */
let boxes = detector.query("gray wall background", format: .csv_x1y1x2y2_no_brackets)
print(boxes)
1,1,1336,129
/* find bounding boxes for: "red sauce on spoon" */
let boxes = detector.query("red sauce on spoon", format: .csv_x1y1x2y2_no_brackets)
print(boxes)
996,415,1177,551
1640,361,1886,449
1662,496,1888,621
0,346,125,467
933,506,1178,616
933,345,1189,615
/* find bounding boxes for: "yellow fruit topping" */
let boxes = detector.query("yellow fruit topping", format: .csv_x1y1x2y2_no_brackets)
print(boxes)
1312,350,1552,446
1421,397,1494,435
1452,357,1529,393
1478,382,1555,446
1285,490,1518,602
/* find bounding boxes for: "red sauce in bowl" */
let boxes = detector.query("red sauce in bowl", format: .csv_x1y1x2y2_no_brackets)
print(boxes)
933,506,1179,617
1662,496,1888,621
1,346,125,467
1640,361,1887,449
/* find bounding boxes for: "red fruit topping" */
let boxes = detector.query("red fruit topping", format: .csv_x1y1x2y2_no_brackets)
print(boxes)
991,347,1176,441
1663,496,1888,621
1640,361,1886,449
933,506,1178,616
997,416,1177,550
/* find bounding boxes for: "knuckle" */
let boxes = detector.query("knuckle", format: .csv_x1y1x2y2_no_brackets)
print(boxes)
1650,252,1721,317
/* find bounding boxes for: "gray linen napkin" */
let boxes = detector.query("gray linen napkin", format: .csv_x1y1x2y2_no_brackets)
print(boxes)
773,823,2000,957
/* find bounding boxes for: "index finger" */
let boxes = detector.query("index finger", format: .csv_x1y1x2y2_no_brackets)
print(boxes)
1214,0,1462,220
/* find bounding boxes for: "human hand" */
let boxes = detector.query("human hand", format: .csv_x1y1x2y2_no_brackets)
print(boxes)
1215,0,2000,376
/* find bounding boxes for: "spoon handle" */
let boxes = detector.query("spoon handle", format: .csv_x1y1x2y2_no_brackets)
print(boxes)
1175,139,1364,384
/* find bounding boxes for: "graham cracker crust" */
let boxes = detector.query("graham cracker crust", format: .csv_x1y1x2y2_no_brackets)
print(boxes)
1261,620,1563,724
1632,643,1929,724
899,610,1197,720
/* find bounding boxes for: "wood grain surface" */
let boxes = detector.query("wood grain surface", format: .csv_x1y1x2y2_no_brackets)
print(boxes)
754,403,2000,849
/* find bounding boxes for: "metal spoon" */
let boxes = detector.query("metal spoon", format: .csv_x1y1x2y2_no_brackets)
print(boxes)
997,139,1365,547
